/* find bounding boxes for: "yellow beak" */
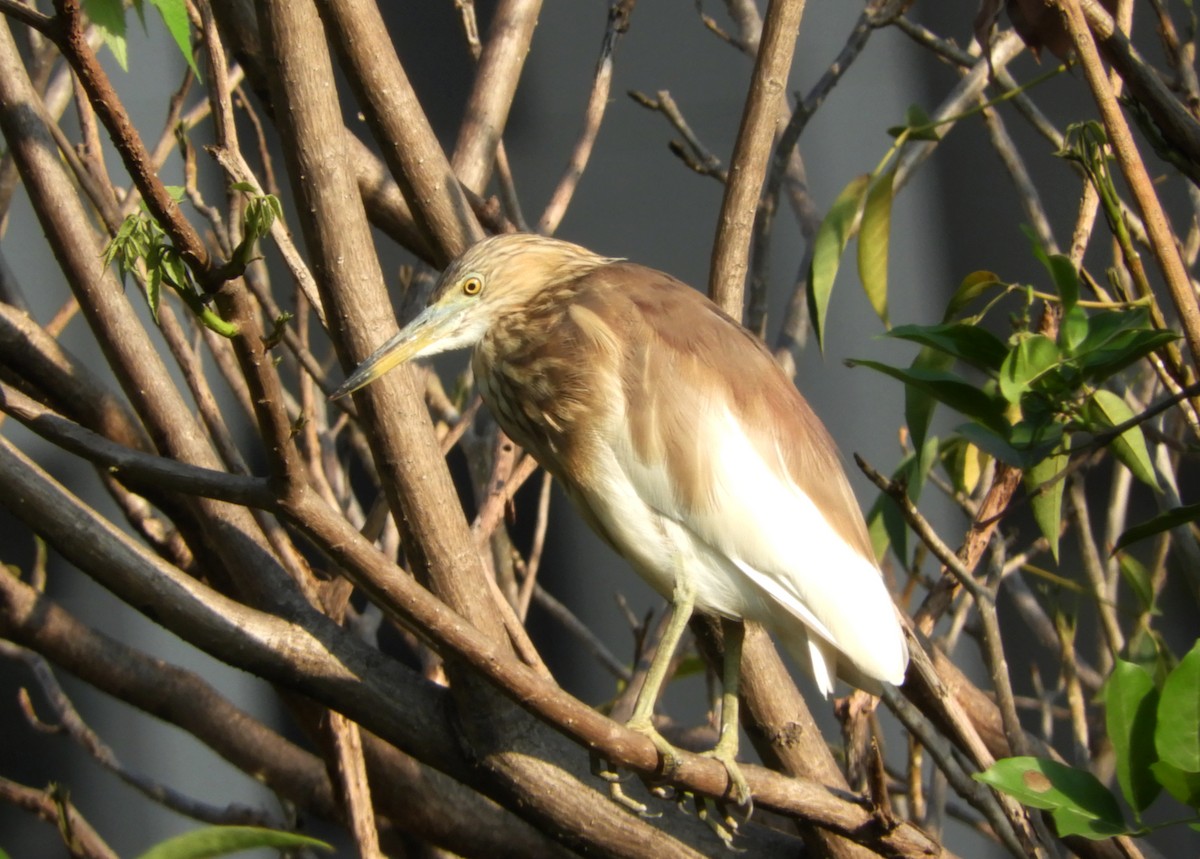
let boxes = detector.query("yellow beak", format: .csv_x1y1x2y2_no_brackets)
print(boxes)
329,304,457,399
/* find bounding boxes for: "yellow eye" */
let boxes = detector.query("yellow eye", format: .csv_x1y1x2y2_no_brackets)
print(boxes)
462,276,483,296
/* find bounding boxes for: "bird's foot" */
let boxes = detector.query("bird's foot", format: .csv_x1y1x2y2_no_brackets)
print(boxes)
622,718,749,848
589,752,661,817
691,795,744,852
701,735,753,813
625,715,684,780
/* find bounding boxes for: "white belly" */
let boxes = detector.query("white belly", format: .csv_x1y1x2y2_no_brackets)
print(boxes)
562,449,774,624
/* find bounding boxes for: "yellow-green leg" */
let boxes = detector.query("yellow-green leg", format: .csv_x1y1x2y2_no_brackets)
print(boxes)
626,574,697,777
704,618,751,809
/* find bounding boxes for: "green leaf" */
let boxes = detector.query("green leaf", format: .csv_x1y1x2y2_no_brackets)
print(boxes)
957,422,1030,468
847,359,1009,433
1106,660,1162,813
974,757,1128,840
1060,306,1089,354
857,168,894,327
1156,640,1200,773
1079,330,1179,383
1084,390,1160,490
887,103,940,140
1076,307,1150,353
888,322,1009,373
1009,417,1066,458
1069,306,1178,382
908,433,940,504
873,436,937,565
1116,552,1156,613
1043,253,1080,310
1124,627,1173,686
1026,446,1068,562
145,267,162,322
84,0,129,70
1149,761,1200,807
1115,502,1200,552
809,174,869,352
158,249,189,294
1000,334,1061,404
905,347,953,455
244,194,281,240
134,826,331,859
148,0,199,77
944,270,1005,322
867,495,892,562
879,493,909,567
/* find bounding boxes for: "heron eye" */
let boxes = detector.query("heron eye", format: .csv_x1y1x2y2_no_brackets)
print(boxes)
462,276,483,296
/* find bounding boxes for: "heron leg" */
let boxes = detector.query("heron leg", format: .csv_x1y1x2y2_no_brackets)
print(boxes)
703,618,752,810
626,573,696,777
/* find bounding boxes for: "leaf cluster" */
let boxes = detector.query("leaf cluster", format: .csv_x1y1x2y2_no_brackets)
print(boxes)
83,0,197,76
853,246,1174,562
977,642,1200,840
101,186,282,339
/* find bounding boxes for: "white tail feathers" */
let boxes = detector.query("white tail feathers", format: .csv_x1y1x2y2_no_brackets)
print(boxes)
777,606,908,698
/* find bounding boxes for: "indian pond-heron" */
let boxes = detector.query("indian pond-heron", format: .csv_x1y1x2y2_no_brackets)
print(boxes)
332,233,909,804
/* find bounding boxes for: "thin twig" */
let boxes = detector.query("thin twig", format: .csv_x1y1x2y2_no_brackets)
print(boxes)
207,146,327,327
978,96,1057,252
1056,0,1200,373
10,647,280,826
856,454,1031,765
516,470,554,621
51,0,224,288
538,0,637,234
0,775,118,859
532,584,631,681
0,0,54,36
471,452,540,542
882,686,1029,859
1068,477,1123,668
628,90,727,181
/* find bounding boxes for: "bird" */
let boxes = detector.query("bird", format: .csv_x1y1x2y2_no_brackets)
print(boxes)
332,232,909,806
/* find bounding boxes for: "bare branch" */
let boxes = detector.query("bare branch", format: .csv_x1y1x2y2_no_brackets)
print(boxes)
0,383,274,507
708,0,807,317
451,0,541,195
316,0,481,262
538,0,637,235
0,776,118,859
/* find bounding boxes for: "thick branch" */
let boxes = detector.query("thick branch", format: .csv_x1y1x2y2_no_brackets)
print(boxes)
0,383,274,507
451,0,541,194
708,0,807,316
316,0,481,263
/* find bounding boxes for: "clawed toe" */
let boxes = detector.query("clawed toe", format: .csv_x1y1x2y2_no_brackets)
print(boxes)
695,794,744,851
702,740,754,813
590,751,661,817
593,720,751,849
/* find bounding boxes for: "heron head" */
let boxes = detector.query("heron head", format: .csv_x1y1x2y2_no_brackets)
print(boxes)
330,233,610,399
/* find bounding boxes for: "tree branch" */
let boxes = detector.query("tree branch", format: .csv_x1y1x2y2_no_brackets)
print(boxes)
708,0,807,317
